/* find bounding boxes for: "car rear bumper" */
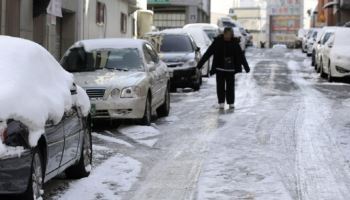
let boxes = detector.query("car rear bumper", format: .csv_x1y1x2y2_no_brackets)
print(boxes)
0,150,32,194
169,67,199,88
90,97,147,119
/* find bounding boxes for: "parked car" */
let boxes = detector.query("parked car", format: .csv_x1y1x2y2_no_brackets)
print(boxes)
143,29,202,92
344,21,350,27
306,29,320,56
296,28,307,48
183,23,219,41
217,17,241,33
0,37,91,200
312,27,337,68
61,39,170,125
183,27,213,77
302,29,312,53
319,28,350,82
239,27,253,47
233,27,247,52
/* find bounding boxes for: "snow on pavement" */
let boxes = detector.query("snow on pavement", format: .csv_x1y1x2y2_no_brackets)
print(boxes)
118,125,161,147
57,154,141,200
92,132,134,148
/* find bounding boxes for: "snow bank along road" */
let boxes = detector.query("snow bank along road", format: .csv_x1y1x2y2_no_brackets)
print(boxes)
42,48,350,200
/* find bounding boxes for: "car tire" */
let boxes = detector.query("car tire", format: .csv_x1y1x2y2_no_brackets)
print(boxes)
21,150,44,200
320,59,326,78
193,75,201,91
328,62,333,82
311,52,315,66
65,121,92,179
157,86,170,117
140,95,152,126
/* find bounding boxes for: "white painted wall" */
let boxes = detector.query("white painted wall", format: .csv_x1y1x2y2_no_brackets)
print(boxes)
81,0,135,40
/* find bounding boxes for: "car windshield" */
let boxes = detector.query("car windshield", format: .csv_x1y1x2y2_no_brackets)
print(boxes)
160,35,193,53
61,48,143,72
222,21,236,27
204,29,218,40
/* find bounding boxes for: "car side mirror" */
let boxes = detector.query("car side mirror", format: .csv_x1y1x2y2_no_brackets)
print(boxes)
318,41,321,44
328,43,333,48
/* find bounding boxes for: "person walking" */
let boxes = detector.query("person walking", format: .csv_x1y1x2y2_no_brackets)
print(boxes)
197,27,250,109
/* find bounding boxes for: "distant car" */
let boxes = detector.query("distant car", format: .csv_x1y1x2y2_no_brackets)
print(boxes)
315,28,337,72
143,29,202,92
233,27,247,52
302,29,312,53
61,39,170,125
183,27,213,77
239,27,253,47
319,28,350,82
183,23,220,41
217,17,241,33
344,21,350,27
306,29,320,56
0,37,91,200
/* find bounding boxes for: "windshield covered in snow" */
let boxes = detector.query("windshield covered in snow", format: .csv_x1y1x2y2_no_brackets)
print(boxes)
62,48,143,72
159,35,194,53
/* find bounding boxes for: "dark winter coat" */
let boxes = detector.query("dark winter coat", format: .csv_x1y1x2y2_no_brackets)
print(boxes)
197,35,250,75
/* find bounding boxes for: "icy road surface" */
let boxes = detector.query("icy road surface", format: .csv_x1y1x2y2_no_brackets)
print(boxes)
43,48,350,200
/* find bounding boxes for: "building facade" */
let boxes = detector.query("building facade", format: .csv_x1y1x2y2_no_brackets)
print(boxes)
147,0,210,30
266,0,304,47
312,0,350,27
0,0,146,59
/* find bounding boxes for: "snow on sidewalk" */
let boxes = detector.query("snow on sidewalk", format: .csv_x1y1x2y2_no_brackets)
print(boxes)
58,154,141,200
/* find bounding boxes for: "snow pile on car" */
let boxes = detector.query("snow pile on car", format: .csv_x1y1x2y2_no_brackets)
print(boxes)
0,36,90,154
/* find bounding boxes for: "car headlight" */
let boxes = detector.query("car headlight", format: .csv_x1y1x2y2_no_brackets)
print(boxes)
183,60,197,68
335,66,350,73
110,88,120,99
121,86,141,98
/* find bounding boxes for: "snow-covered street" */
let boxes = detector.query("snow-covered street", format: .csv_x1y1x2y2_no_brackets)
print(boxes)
42,47,350,200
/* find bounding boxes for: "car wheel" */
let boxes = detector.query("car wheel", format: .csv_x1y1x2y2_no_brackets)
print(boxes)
65,121,92,179
193,75,201,91
328,62,333,82
320,59,326,78
157,86,170,117
22,150,43,200
141,95,152,126
311,52,315,66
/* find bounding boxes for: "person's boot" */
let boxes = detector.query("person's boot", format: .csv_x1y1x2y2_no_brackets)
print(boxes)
219,103,225,109
229,104,235,109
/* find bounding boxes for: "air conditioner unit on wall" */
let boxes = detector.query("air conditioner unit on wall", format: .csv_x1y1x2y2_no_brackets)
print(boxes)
340,0,350,9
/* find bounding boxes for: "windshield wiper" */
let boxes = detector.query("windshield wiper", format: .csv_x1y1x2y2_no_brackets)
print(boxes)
106,67,129,71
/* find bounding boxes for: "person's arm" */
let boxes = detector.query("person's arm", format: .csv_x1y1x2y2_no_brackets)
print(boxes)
237,44,250,73
197,40,216,69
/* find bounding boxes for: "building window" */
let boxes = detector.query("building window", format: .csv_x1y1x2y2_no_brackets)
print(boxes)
121,12,127,33
96,2,105,25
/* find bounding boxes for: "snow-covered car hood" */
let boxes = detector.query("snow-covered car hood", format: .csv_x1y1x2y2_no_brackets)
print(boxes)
73,69,147,89
0,36,90,152
159,52,195,63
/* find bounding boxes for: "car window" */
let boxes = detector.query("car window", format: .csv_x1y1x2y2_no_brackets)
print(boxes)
160,35,194,53
62,48,143,72
143,45,153,64
321,33,332,44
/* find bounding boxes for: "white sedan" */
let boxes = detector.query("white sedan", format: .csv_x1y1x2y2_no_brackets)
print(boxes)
61,39,170,125
319,28,350,82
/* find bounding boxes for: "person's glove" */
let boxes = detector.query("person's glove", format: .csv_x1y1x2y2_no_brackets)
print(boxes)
245,67,250,73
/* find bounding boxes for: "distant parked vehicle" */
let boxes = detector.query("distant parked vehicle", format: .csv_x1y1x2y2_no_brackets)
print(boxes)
344,21,350,27
143,29,202,92
217,17,241,33
183,23,219,41
311,27,336,67
315,28,337,72
302,29,312,53
319,28,350,82
62,39,171,125
306,29,320,56
233,27,247,52
183,27,213,77
0,37,91,200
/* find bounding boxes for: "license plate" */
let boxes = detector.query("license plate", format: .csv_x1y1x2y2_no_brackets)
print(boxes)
90,104,96,115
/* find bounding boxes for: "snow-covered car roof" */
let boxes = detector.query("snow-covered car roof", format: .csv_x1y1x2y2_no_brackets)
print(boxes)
0,36,90,152
183,23,219,30
72,38,148,52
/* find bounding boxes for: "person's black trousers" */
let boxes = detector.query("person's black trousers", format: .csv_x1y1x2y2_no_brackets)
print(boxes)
216,71,235,104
